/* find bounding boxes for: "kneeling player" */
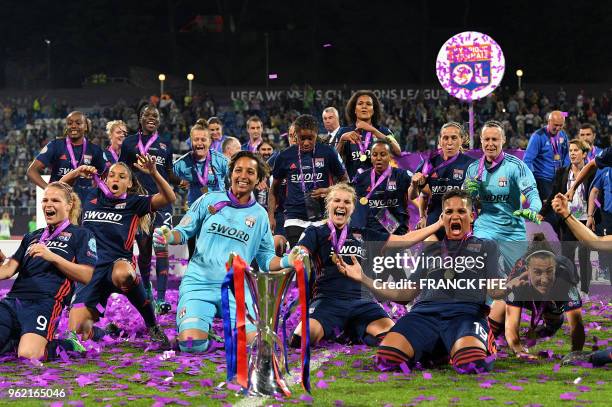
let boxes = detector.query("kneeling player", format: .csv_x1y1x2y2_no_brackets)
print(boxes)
292,183,444,347
503,234,584,359
0,182,96,360
338,190,514,373
63,157,175,348
154,151,301,353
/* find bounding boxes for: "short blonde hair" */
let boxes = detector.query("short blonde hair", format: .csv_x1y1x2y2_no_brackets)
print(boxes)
105,120,127,137
325,183,357,222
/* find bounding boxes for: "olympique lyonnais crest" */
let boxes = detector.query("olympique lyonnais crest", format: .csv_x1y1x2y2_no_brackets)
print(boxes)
453,168,464,180
436,31,505,101
245,216,256,228
448,44,491,91
498,176,508,187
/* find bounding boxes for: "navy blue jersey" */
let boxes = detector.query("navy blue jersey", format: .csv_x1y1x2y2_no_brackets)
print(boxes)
267,152,286,214
119,133,173,198
81,189,151,266
104,147,120,168
506,255,582,313
353,167,412,235
36,139,108,201
507,277,582,314
595,147,612,169
299,225,387,300
272,144,346,220
410,237,503,312
7,224,97,303
336,125,393,181
416,153,475,225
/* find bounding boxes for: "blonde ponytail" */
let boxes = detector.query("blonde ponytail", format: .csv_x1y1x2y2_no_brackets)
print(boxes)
69,192,82,225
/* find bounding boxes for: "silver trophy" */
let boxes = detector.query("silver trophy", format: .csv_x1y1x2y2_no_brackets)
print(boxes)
244,264,296,396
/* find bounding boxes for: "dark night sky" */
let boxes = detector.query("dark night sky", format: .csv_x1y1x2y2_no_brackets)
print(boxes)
2,0,611,88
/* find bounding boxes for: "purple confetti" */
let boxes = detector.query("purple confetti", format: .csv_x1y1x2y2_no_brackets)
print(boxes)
422,372,432,380
316,380,328,389
299,394,313,403
399,362,411,375
559,392,577,400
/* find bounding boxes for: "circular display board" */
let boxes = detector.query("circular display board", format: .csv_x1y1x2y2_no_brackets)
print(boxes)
435,31,505,101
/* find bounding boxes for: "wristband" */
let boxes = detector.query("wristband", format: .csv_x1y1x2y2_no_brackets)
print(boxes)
280,255,290,269
563,213,572,222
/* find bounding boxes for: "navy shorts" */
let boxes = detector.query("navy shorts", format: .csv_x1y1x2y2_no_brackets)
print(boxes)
390,309,495,362
309,297,389,341
0,297,62,349
73,260,132,318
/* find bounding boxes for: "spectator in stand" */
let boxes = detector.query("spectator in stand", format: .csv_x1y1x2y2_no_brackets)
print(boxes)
524,111,570,203
28,215,37,233
321,107,341,146
0,213,12,239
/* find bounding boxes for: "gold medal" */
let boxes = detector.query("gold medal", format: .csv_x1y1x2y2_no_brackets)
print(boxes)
359,154,367,162
553,154,560,161
201,186,209,194
207,204,217,215
360,197,368,205
331,253,338,264
444,269,455,280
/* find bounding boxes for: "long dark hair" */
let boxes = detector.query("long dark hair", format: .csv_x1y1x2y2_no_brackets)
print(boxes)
108,162,151,233
344,90,382,126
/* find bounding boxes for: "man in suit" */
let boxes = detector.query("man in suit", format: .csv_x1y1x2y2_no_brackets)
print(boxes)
321,107,341,146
